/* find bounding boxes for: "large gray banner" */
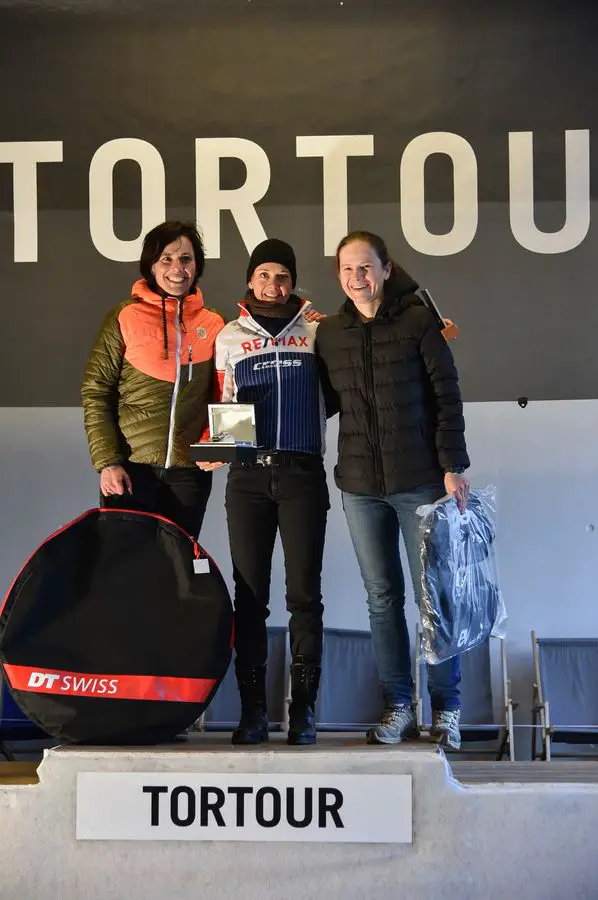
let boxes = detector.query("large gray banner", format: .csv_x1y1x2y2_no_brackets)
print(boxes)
0,0,596,404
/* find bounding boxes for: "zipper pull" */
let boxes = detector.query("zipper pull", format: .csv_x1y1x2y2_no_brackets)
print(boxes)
188,344,193,381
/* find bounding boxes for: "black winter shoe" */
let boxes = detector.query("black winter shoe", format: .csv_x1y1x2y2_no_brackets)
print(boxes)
232,664,269,745
287,657,321,746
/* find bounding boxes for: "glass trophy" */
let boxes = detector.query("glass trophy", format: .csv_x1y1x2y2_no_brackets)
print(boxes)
190,403,258,463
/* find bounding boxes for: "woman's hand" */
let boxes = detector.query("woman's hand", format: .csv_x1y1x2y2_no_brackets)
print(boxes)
195,461,227,472
100,465,132,496
441,318,459,341
305,308,327,323
444,472,470,513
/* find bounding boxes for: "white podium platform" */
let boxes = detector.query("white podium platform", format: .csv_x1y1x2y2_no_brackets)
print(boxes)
1,733,597,900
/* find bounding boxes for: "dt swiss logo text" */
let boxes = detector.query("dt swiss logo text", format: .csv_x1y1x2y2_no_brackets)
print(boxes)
27,671,118,695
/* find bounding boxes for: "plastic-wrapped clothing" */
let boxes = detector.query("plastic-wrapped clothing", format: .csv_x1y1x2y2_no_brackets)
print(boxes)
417,488,506,664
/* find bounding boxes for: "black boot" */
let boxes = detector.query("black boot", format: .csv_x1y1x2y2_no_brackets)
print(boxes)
287,657,321,746
232,664,269,745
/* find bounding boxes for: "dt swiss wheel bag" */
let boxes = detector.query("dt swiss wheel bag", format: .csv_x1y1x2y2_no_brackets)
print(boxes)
0,509,233,744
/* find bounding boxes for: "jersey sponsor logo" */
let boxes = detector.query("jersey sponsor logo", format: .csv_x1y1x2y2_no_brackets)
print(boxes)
241,335,309,353
253,359,302,371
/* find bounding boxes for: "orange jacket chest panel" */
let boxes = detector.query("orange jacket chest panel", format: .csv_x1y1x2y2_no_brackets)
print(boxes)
119,301,220,383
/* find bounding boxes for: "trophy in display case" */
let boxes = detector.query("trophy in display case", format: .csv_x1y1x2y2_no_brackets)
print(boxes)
189,403,258,463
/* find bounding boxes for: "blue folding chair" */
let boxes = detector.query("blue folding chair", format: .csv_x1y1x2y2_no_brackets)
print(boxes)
531,633,598,760
415,624,514,760
314,628,384,731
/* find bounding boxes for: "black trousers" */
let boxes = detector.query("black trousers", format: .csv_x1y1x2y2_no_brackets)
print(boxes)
100,461,213,539
225,459,329,668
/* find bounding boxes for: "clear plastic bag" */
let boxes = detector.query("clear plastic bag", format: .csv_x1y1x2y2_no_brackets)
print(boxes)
416,486,507,664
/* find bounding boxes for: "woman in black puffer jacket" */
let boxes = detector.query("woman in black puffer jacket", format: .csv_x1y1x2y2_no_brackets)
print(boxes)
316,231,470,750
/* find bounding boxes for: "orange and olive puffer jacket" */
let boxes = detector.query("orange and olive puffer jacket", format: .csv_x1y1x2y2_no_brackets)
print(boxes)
81,279,225,472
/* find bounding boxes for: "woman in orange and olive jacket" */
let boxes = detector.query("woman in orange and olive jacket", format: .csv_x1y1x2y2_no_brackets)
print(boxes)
81,220,225,537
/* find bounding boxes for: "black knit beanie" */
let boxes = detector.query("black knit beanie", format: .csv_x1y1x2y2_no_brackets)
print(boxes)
246,238,297,287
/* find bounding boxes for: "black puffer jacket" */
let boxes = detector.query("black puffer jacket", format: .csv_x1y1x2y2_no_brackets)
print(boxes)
315,268,469,497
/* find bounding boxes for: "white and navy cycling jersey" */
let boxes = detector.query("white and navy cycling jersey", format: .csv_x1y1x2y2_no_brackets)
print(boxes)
214,299,326,455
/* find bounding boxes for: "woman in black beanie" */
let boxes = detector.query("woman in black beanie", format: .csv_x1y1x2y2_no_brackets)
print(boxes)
198,239,329,746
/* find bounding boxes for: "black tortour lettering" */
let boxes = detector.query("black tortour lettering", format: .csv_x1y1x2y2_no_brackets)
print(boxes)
255,787,282,828
227,786,253,826
170,786,196,827
142,785,168,827
200,787,226,827
286,787,313,828
318,788,344,828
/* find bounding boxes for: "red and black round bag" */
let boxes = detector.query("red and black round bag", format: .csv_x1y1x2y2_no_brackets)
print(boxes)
0,509,233,745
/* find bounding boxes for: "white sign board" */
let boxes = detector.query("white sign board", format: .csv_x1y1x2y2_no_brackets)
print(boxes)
76,773,412,843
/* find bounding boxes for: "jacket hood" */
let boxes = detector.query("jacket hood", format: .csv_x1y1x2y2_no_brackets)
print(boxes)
130,279,205,360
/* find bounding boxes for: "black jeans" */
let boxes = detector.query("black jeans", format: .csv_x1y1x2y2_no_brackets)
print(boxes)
225,458,329,668
100,461,213,538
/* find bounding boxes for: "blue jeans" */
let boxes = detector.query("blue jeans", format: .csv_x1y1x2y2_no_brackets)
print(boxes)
342,484,461,711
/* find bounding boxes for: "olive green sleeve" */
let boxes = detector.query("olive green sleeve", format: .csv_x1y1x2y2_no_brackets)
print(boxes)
81,306,126,472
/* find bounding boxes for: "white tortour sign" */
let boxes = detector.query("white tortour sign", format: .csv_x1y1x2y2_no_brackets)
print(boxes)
76,772,412,843
0,129,590,261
